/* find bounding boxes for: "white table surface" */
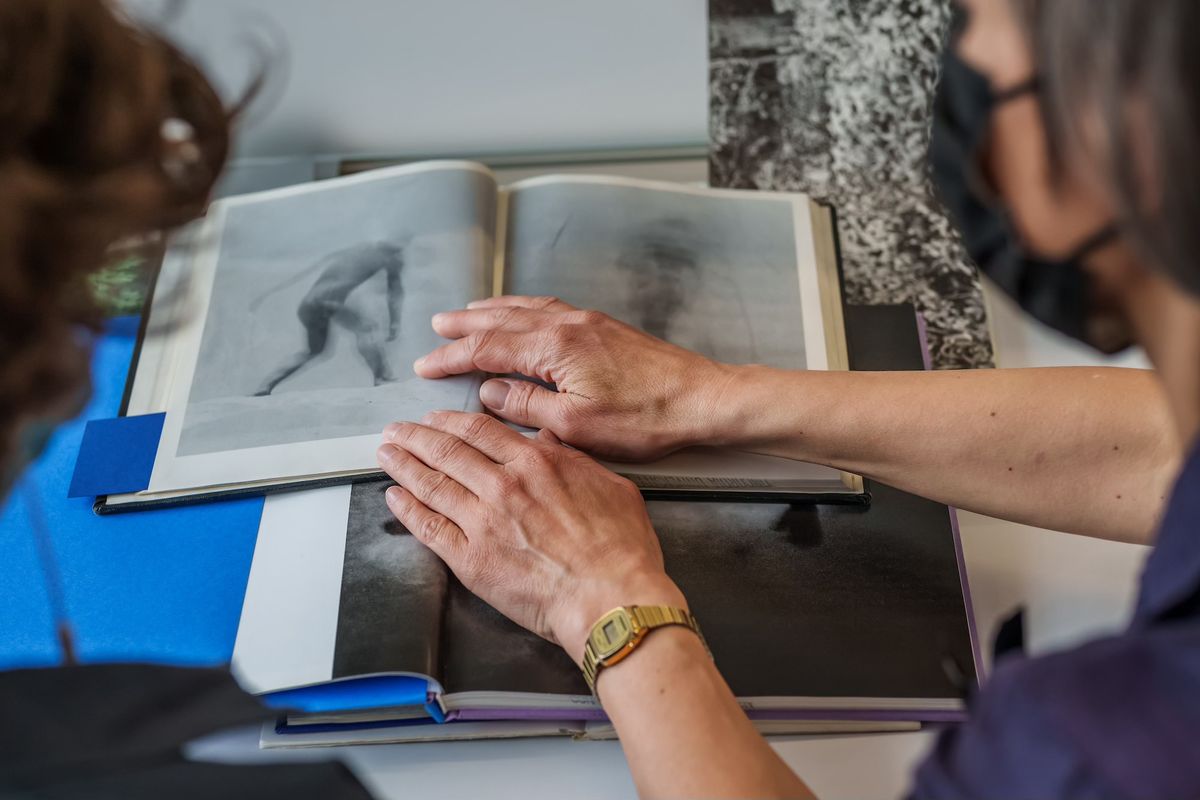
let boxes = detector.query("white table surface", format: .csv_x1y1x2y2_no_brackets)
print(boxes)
191,159,1153,799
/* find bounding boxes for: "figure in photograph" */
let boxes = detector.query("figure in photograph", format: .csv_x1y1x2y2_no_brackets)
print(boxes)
613,217,701,341
252,239,407,396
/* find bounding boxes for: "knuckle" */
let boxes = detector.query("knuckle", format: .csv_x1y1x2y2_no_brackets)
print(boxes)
467,329,496,356
491,470,522,497
507,382,534,418
520,444,556,471
416,469,450,497
533,295,560,310
493,305,521,327
575,309,608,327
460,412,494,442
429,433,464,463
418,514,452,544
548,324,579,351
389,421,417,445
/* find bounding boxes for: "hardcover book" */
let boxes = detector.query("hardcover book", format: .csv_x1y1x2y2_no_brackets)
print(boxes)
99,160,860,511
230,305,979,747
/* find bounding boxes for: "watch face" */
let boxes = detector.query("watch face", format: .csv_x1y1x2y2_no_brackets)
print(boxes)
590,608,634,659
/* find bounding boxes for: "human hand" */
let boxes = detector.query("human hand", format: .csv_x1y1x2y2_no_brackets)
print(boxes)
376,410,685,663
415,296,740,461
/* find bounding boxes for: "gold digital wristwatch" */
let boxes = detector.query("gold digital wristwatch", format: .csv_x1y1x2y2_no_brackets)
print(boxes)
580,605,707,693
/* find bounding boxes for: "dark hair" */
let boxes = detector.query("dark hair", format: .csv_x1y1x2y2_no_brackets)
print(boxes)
0,0,232,470
1015,0,1200,296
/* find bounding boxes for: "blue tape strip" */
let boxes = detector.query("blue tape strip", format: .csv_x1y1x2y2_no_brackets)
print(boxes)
68,412,165,498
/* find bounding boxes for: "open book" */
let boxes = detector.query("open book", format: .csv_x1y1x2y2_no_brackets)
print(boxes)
100,161,859,511
232,464,977,747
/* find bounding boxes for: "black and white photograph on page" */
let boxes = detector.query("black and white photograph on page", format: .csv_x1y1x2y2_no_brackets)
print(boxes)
505,178,811,369
176,165,494,458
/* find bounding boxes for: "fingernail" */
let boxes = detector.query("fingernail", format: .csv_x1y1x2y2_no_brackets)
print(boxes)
421,411,437,425
383,422,401,440
480,379,511,410
431,312,446,326
385,485,402,504
413,356,427,372
466,300,483,309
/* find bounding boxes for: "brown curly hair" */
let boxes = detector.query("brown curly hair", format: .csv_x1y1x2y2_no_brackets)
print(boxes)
0,0,231,474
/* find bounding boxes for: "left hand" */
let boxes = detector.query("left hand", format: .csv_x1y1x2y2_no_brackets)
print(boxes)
376,411,686,662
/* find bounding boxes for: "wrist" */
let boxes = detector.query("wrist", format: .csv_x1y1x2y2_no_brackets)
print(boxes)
689,363,789,450
553,572,687,665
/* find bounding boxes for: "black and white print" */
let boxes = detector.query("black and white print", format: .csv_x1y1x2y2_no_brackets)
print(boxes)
332,481,583,695
332,481,447,680
177,166,494,456
709,0,993,369
326,480,974,701
505,179,810,369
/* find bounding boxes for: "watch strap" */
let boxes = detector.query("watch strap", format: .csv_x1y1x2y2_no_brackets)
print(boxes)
580,605,706,693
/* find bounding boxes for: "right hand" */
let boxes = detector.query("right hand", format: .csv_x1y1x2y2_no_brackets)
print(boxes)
414,296,739,461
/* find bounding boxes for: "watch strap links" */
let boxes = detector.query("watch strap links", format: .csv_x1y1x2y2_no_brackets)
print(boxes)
580,605,706,693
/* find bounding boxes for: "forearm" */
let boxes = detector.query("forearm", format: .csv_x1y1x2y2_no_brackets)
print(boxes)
702,366,1177,543
596,627,812,799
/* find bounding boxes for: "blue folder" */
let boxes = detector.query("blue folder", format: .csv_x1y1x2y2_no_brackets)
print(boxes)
0,322,265,669
0,320,449,719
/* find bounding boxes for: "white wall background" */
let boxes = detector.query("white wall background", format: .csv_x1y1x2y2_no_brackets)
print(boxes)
124,0,709,159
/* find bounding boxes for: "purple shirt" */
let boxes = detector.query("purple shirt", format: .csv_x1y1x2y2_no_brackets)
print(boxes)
911,442,1200,799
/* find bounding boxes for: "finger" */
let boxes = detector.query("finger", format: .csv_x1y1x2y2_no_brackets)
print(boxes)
478,378,573,433
536,428,562,446
384,485,467,558
466,295,577,313
420,410,532,464
376,442,478,523
431,307,561,339
382,422,500,496
414,329,553,381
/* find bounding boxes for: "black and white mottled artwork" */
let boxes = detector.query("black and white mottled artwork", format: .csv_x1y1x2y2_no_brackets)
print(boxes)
505,180,809,369
333,481,446,679
330,478,973,701
709,0,993,369
177,167,493,456
332,480,582,693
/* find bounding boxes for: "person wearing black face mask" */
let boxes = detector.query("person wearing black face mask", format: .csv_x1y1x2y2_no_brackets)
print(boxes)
930,5,1131,353
359,0,1200,796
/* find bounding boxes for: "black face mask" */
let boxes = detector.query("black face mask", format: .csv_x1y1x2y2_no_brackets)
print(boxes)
930,20,1133,354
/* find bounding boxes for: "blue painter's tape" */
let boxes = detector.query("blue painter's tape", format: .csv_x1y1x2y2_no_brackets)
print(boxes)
67,413,165,498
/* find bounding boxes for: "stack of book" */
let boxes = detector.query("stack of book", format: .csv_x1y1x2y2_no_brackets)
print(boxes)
77,161,978,747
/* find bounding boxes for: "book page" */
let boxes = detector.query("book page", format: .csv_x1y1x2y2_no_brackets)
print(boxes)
332,481,447,680
233,482,450,694
145,162,496,492
499,174,847,492
232,485,353,693
503,174,827,371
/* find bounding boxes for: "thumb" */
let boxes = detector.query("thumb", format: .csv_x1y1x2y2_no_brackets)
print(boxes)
479,378,566,431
